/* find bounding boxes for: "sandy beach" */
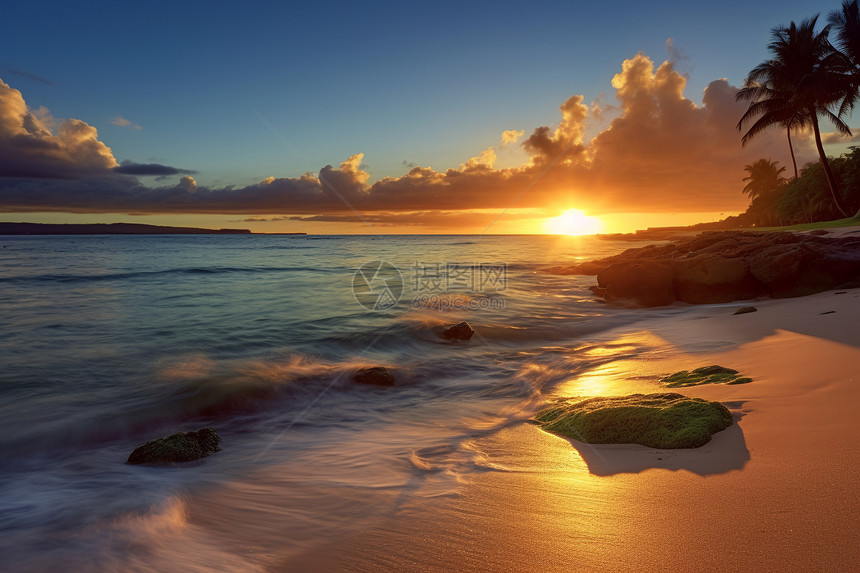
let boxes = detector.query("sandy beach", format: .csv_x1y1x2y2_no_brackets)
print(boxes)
286,286,860,572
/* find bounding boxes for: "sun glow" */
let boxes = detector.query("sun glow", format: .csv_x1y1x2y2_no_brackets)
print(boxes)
544,209,603,236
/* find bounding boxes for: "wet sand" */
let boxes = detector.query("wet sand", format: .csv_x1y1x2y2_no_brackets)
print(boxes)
291,288,860,572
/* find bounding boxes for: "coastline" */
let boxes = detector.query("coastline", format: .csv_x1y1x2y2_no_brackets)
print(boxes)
294,287,860,572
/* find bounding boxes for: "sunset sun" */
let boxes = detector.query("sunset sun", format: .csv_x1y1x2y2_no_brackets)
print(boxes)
544,209,603,236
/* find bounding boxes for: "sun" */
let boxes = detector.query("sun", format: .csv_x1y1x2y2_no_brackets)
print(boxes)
544,209,603,236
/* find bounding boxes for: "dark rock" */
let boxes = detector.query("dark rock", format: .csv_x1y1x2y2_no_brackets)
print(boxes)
597,261,675,307
438,321,474,341
128,427,221,465
808,229,830,236
565,230,860,307
733,306,758,315
672,254,763,304
353,366,396,386
820,310,836,315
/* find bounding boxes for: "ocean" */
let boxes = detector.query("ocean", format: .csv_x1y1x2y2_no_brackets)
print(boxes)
0,233,691,571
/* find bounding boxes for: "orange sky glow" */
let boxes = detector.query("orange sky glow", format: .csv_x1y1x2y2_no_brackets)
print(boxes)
0,50,843,234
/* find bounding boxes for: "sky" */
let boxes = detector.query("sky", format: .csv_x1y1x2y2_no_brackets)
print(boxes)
0,0,854,234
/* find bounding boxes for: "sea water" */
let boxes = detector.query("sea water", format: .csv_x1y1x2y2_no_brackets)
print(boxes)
0,233,685,571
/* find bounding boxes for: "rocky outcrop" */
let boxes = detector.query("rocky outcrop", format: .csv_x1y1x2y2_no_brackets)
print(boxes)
551,230,860,307
437,321,475,341
127,427,221,465
353,366,396,386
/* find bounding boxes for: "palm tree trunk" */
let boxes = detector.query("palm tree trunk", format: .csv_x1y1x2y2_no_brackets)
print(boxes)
786,123,798,179
809,109,850,217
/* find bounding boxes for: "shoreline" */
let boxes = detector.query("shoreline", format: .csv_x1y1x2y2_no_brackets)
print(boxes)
297,288,860,571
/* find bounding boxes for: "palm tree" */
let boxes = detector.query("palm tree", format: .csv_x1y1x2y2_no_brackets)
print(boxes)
742,158,787,199
737,65,805,179
742,159,788,226
829,1,860,121
829,1,860,70
737,17,852,217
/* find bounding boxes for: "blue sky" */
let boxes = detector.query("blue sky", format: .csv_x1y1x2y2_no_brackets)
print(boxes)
0,0,850,232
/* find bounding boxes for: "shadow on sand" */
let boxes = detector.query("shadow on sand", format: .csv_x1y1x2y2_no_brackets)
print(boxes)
560,409,750,477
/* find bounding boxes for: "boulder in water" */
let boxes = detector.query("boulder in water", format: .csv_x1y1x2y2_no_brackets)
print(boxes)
127,427,221,465
438,321,474,341
353,366,396,386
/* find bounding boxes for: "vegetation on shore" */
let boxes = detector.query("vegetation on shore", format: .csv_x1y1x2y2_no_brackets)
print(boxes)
534,393,734,449
661,365,753,388
734,1,860,227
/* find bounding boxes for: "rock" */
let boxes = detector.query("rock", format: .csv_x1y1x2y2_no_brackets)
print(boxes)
660,365,751,388
597,261,675,307
353,366,396,386
672,254,763,304
438,321,474,341
127,427,221,465
733,306,757,315
534,393,733,449
564,230,860,307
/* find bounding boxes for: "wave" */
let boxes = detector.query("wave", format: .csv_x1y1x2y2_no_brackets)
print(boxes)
0,354,362,458
0,266,337,284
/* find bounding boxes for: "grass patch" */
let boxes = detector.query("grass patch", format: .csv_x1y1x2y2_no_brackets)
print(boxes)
534,393,733,449
748,213,860,232
661,365,752,388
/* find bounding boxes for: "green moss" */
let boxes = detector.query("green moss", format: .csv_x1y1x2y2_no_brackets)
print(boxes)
127,427,221,465
534,393,733,449
660,365,751,387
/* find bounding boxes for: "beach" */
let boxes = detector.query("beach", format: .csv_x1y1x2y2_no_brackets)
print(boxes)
289,287,860,572
1,232,858,572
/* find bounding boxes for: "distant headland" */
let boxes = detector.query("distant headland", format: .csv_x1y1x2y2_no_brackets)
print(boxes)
0,222,305,235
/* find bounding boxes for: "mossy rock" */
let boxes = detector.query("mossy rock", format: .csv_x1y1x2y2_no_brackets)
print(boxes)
534,393,733,449
127,427,221,465
660,365,752,387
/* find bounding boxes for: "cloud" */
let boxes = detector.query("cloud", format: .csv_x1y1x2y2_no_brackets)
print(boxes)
113,161,197,176
8,69,55,86
0,78,117,178
522,95,589,166
501,129,524,145
286,210,540,228
111,116,142,130
0,53,813,218
822,130,860,145
178,175,197,193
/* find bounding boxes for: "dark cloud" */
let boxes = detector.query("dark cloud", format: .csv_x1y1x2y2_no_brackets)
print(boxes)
8,69,55,86
113,161,197,176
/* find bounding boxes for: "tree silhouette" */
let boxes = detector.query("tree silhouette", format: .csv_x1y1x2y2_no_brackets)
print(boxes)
828,1,860,126
742,158,787,199
737,16,852,217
